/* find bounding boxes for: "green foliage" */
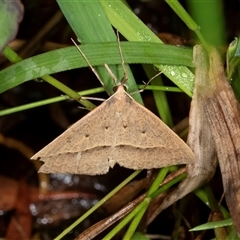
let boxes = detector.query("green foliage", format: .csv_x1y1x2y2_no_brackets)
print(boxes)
0,1,23,51
1,0,238,239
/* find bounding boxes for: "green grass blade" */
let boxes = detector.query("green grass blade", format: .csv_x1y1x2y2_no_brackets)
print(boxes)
187,0,225,47
189,218,233,231
54,170,142,240
102,198,150,240
0,85,183,116
0,42,193,94
0,87,104,116
143,64,174,127
100,0,195,97
57,0,142,103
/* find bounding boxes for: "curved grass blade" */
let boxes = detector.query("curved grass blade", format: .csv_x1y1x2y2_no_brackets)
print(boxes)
0,42,193,94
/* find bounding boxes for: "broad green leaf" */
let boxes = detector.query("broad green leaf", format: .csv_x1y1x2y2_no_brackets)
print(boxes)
0,0,23,51
0,42,193,94
57,0,141,103
100,0,194,97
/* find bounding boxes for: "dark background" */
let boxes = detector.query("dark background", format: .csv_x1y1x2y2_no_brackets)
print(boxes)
0,0,239,239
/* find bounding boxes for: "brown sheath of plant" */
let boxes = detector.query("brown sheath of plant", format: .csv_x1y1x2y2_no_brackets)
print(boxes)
146,45,218,225
31,85,194,175
197,45,240,236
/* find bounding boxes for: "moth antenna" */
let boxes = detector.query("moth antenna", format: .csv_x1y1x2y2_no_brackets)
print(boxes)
116,31,128,86
104,63,118,85
81,96,106,102
103,31,128,87
131,71,163,96
139,71,163,93
71,38,105,87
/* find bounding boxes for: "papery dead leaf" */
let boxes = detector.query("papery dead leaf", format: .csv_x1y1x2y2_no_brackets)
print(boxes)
146,45,218,225
200,46,240,236
5,179,32,240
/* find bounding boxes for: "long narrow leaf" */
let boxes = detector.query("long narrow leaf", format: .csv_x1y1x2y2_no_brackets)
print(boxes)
0,42,192,94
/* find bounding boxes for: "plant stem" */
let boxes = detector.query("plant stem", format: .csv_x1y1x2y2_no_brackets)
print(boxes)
54,170,142,240
102,198,151,240
2,45,95,110
123,167,170,239
165,0,211,52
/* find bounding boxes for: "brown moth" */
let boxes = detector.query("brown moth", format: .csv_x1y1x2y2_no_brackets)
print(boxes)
31,83,194,175
31,40,194,175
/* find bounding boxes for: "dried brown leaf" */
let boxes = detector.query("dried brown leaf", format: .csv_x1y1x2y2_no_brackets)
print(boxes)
146,45,218,225
200,45,240,236
5,179,32,240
